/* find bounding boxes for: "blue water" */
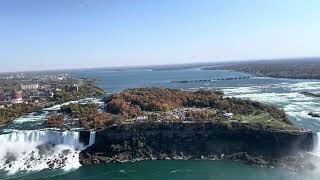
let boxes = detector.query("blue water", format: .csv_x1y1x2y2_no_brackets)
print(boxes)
72,68,255,93
71,68,306,93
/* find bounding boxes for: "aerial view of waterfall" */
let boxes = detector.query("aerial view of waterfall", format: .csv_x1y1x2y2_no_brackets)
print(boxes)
1,1,320,180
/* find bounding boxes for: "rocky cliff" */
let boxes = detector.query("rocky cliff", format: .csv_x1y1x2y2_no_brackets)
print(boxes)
80,122,317,171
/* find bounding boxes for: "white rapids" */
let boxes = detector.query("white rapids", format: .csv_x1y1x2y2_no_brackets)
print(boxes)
220,81,320,131
0,130,95,175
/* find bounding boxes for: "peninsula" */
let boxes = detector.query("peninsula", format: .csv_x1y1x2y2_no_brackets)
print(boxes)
202,58,320,80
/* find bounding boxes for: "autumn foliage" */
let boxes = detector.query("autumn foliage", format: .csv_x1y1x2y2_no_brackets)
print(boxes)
80,112,112,129
61,103,111,129
104,88,220,113
46,115,64,128
104,87,291,125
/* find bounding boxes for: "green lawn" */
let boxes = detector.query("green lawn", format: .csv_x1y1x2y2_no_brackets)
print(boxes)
233,112,296,131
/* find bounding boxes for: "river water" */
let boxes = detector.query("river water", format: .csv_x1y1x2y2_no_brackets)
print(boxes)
1,68,320,179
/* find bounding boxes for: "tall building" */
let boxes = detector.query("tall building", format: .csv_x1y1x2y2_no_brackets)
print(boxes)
11,90,23,104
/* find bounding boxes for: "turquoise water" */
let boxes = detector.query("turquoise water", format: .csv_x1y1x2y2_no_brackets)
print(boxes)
2,68,320,179
8,161,320,180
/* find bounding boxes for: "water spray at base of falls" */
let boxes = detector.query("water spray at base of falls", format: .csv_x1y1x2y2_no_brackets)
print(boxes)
0,130,96,175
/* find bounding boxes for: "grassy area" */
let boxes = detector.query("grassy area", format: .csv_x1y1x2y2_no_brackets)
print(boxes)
233,111,297,131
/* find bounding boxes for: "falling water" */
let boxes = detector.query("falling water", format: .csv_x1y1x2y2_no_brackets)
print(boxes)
88,131,96,147
0,130,91,175
313,132,320,157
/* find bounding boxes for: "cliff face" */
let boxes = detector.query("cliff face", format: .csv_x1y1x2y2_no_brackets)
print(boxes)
79,123,316,170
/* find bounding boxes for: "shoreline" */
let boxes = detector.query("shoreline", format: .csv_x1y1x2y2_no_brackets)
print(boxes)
80,151,319,172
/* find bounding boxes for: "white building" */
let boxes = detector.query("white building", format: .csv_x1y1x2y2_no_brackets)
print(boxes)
21,84,39,90
11,98,23,104
136,116,148,123
11,90,23,104
223,113,234,119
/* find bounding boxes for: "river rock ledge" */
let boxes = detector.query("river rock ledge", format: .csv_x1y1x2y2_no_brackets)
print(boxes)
79,123,318,171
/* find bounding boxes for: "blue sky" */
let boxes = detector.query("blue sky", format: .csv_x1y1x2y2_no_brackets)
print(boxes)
0,0,319,72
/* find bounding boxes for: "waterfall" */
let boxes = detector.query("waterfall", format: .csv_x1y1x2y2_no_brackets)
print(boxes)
314,132,320,156
88,131,96,147
0,130,84,174
0,130,83,149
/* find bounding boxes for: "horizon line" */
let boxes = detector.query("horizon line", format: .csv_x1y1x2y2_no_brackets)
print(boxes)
1,56,319,74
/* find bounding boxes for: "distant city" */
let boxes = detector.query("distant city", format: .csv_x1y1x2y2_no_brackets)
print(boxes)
0,73,78,108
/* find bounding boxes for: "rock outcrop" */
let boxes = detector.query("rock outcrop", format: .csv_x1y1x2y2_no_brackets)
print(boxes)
308,112,320,118
79,122,317,171
300,91,320,98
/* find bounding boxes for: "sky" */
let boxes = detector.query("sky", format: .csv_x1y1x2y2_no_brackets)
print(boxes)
0,0,319,72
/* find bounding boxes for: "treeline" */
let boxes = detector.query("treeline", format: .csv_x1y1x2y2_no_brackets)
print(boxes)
61,103,100,118
0,104,40,125
104,88,220,115
80,112,113,129
60,103,112,129
185,109,217,121
46,115,64,128
104,87,291,125
52,80,105,103
211,59,320,79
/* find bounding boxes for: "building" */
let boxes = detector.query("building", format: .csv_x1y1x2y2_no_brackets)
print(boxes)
21,83,39,90
136,116,148,123
31,96,41,104
49,92,54,98
0,101,6,109
11,90,23,104
66,84,79,92
4,92,11,101
223,112,234,119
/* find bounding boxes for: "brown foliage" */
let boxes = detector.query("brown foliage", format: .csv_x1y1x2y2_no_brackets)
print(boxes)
61,103,99,118
80,112,112,129
104,87,291,125
106,98,141,118
105,88,220,112
185,109,217,121
46,115,64,128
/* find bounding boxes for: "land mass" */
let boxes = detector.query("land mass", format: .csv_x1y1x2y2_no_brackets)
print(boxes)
202,58,320,80
0,73,105,126
76,87,316,171
80,122,316,172
102,87,295,130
